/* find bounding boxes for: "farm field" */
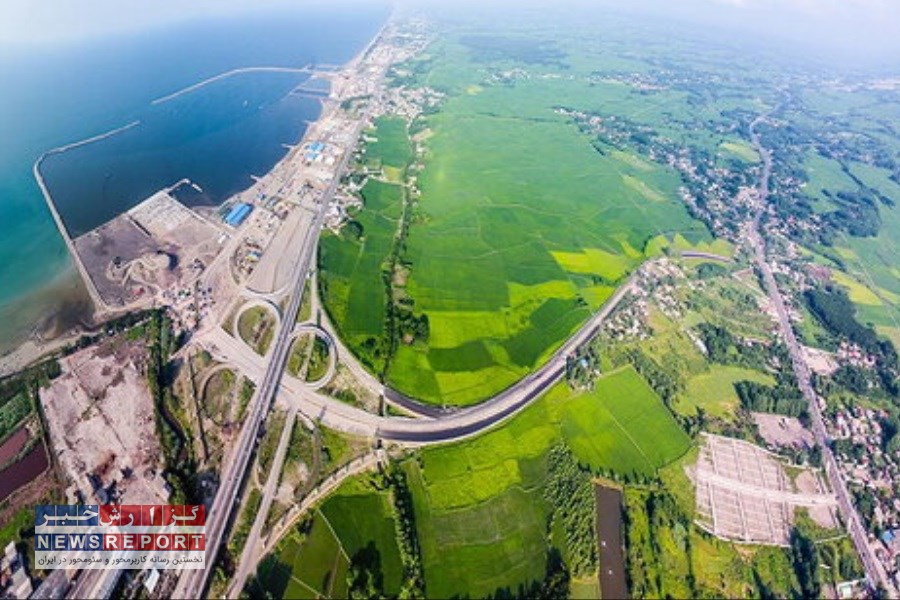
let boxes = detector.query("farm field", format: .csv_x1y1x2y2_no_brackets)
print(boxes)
798,151,900,348
315,19,747,407
403,365,689,597
319,175,405,374
247,476,403,599
359,33,714,406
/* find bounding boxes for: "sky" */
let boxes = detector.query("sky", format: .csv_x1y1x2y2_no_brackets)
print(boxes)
0,0,336,46
1,0,898,66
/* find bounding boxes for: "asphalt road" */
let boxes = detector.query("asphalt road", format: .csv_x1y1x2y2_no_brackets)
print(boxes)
173,93,363,600
748,115,894,595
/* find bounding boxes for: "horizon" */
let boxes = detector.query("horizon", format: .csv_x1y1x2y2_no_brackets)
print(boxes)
0,0,898,71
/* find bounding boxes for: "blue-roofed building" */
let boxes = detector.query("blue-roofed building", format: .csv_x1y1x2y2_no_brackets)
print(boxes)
224,202,253,227
310,141,325,152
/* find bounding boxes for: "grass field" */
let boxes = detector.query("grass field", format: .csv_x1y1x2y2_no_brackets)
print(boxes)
719,140,760,163
403,366,689,597
286,333,312,378
676,365,776,419
237,306,276,356
305,337,331,383
248,476,402,599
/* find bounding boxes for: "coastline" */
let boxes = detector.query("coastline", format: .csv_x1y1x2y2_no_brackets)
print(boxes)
0,265,92,377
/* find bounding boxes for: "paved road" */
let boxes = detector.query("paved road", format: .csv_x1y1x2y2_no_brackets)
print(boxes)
202,278,639,445
228,407,298,598
747,115,895,595
174,88,363,600
279,280,638,444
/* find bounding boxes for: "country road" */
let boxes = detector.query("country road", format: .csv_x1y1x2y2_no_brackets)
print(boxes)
228,406,298,598
747,113,895,595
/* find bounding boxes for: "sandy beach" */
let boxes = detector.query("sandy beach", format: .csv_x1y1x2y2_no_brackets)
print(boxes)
0,265,94,377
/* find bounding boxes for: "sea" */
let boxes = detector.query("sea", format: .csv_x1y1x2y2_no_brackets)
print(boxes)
0,3,389,356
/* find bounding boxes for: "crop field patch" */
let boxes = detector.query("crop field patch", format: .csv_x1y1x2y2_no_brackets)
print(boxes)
427,340,495,372
622,174,667,203
403,365,688,597
561,367,691,474
719,140,760,163
251,477,405,599
365,116,412,170
427,310,510,348
255,511,349,599
405,461,548,599
320,482,405,595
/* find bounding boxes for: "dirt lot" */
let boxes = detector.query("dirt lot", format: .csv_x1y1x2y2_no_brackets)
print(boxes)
39,336,168,504
753,413,815,449
74,191,223,307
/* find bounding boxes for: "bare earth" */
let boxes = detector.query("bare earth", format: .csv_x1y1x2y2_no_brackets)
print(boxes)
74,191,223,308
39,336,169,505
753,412,815,449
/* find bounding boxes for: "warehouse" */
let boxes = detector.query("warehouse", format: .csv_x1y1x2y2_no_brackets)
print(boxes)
224,202,253,227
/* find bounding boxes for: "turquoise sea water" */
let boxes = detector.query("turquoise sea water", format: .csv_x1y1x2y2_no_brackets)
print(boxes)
0,4,388,352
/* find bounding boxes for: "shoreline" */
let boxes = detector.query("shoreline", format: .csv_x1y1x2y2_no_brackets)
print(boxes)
0,264,92,378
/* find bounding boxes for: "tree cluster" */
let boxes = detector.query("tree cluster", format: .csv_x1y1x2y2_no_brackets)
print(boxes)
695,322,769,371
805,285,898,396
347,543,386,600
735,379,807,419
789,527,821,599
542,445,598,578
145,310,196,504
625,349,679,407
565,345,600,390
382,466,425,598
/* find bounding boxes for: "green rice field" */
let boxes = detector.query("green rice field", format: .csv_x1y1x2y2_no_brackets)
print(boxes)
321,30,717,406
247,476,402,599
404,366,689,597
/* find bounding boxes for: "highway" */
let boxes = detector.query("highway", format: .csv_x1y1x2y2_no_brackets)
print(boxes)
173,84,365,600
747,116,895,595
173,25,395,597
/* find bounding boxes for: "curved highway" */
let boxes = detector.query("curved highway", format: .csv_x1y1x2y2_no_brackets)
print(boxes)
281,279,636,444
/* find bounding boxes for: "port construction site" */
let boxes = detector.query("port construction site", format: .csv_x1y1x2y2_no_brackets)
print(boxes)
32,66,344,323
